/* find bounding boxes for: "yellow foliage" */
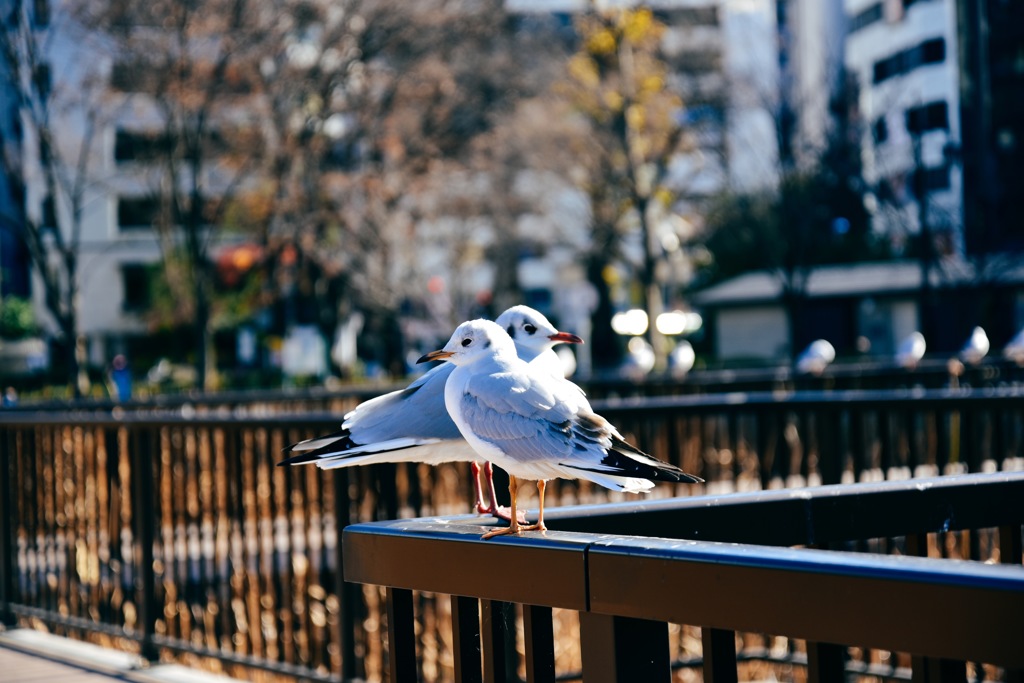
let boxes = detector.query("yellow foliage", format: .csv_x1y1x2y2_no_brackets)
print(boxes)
626,104,645,130
654,187,674,207
586,28,618,56
568,54,600,89
621,9,655,43
602,90,624,112
640,74,665,95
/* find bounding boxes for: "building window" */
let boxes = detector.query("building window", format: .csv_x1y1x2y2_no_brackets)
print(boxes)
117,197,159,230
121,264,153,312
849,3,883,34
906,101,949,135
41,195,56,228
33,63,51,100
115,130,170,163
922,164,951,191
32,0,49,27
872,38,945,84
873,117,889,144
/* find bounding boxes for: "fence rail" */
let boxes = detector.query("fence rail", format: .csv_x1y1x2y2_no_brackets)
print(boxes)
1,388,1023,681
344,472,1024,682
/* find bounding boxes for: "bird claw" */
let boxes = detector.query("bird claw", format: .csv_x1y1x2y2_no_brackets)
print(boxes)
489,505,528,524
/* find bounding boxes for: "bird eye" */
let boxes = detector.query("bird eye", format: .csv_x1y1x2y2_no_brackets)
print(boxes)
506,324,515,337
461,338,472,347
524,324,537,335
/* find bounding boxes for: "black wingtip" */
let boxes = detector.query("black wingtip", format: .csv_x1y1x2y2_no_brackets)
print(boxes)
277,451,322,466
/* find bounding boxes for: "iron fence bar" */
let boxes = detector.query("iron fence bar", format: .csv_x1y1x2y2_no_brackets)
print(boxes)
700,627,737,683
129,426,159,662
333,468,359,681
451,595,482,683
481,599,515,683
385,586,416,682
579,613,671,683
0,429,14,626
806,642,846,683
523,604,555,683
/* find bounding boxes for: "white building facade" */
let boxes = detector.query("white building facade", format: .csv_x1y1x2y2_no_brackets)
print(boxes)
844,0,964,256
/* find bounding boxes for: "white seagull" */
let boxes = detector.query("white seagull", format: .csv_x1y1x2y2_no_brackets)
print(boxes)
959,326,990,365
1003,327,1024,363
795,339,836,375
419,319,702,539
896,331,926,369
278,306,583,519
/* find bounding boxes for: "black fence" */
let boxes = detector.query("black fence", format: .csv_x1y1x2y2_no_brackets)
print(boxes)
1,387,1023,681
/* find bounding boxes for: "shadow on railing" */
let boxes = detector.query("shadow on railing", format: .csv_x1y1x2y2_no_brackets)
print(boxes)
344,472,1024,683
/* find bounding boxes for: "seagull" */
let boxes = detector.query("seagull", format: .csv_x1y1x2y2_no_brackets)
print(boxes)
277,306,583,520
795,339,835,375
959,326,990,365
419,319,702,539
896,331,926,369
1003,327,1024,363
669,340,695,379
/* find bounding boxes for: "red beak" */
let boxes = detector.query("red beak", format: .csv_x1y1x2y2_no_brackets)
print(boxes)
549,331,584,344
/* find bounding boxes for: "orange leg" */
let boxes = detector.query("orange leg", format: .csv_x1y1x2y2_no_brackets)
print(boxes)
519,480,547,533
471,461,490,514
482,475,521,539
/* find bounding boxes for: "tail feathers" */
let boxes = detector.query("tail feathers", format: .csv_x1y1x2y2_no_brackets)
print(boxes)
571,441,703,484
278,436,446,467
563,468,656,494
285,429,352,454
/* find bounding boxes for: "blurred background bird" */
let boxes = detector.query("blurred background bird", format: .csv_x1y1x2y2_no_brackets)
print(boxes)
959,326,990,365
896,331,927,370
795,339,835,375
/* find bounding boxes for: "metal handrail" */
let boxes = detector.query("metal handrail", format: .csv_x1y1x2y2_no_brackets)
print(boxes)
343,472,1024,682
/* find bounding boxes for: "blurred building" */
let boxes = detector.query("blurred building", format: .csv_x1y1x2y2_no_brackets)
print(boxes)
843,0,964,255
775,0,847,170
693,260,1024,362
0,1,31,300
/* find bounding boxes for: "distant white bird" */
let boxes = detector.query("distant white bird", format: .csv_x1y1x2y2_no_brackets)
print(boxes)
795,339,836,375
620,336,655,380
278,306,583,520
419,319,702,539
896,331,927,369
1002,328,1024,363
669,340,695,379
959,326,990,365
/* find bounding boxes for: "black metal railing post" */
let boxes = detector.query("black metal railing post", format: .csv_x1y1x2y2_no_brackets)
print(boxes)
701,627,737,683
333,468,359,681
386,586,417,682
130,427,159,662
451,595,482,683
0,429,15,626
481,600,516,683
523,604,555,683
580,614,670,683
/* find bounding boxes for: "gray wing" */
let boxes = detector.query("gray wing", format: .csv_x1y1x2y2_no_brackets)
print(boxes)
278,362,465,467
458,370,587,466
459,370,701,485
343,362,462,442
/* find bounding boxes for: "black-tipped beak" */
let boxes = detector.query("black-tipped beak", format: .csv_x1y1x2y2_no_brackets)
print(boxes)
417,349,455,364
549,331,584,345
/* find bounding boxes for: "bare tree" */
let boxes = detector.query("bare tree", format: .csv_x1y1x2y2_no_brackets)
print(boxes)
556,7,692,372
82,0,270,389
1,1,117,395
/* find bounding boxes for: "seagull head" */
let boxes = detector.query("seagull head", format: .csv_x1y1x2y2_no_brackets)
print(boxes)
494,305,583,362
417,319,517,367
